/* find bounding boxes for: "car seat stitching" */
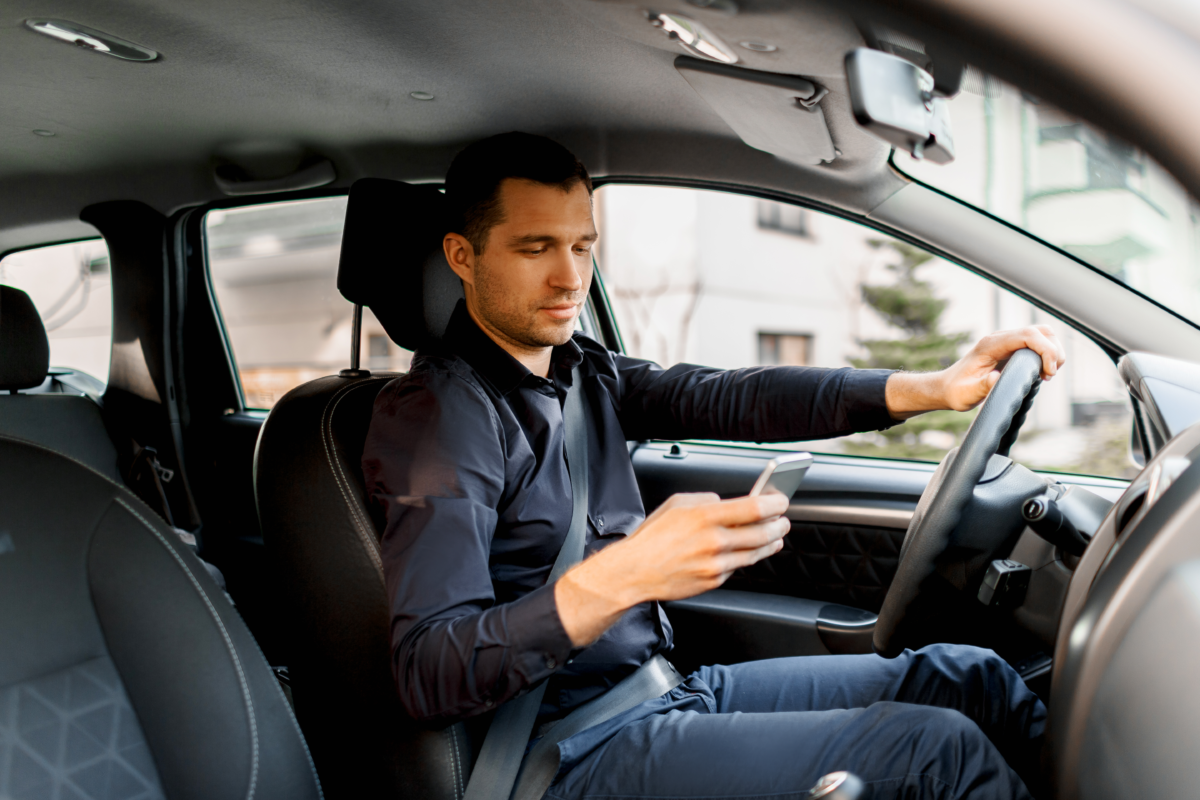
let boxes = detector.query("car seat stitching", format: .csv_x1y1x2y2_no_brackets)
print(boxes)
224,607,325,799
2,422,322,796
320,380,385,573
236,634,326,797
0,432,147,499
458,724,470,798
328,382,385,555
328,378,389,565
114,496,261,800
319,379,386,576
449,725,464,799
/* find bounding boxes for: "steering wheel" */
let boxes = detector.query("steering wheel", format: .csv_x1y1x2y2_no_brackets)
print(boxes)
873,348,1045,657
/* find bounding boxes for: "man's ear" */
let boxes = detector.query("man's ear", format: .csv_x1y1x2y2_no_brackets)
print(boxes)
443,233,476,286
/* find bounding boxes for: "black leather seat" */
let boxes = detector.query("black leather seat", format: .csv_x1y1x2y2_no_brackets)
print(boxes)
254,179,469,799
0,286,121,482
0,436,322,799
0,282,322,799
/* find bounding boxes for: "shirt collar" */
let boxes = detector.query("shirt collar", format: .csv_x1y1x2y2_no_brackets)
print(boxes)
441,300,584,395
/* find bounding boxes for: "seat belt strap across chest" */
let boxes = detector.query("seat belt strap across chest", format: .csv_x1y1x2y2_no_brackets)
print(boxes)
463,366,685,800
462,367,591,800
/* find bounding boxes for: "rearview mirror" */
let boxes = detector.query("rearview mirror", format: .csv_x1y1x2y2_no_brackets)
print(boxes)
844,48,955,163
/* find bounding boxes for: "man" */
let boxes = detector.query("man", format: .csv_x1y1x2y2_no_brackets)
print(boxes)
363,132,1064,799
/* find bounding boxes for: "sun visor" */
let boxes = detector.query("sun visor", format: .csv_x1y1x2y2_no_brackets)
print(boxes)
675,56,836,166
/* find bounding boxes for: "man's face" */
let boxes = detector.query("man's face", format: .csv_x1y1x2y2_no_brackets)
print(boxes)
466,178,597,350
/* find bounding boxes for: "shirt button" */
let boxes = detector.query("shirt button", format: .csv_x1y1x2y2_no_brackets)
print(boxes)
545,656,557,670
597,517,605,529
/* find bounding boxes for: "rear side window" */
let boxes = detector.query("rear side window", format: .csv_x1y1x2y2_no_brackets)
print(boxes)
0,239,113,385
204,197,413,410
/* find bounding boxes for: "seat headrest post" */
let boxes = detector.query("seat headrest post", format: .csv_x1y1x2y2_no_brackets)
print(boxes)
339,303,370,379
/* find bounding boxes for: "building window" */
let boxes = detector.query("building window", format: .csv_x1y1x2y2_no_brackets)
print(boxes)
759,333,812,366
756,200,809,237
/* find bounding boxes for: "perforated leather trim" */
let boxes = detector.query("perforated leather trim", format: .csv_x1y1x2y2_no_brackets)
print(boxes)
113,497,261,800
319,378,390,577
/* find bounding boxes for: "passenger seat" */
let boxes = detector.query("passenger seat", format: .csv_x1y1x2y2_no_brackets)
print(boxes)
0,431,323,798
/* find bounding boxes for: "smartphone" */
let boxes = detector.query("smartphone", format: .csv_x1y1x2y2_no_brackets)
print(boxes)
748,452,813,499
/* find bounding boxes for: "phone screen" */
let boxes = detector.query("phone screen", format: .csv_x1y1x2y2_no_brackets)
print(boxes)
748,452,813,500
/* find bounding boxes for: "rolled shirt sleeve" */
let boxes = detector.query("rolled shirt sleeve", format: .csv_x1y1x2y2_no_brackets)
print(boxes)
364,366,574,724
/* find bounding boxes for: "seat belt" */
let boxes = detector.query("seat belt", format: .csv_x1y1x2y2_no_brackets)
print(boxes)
510,652,683,800
462,367,592,800
463,367,686,800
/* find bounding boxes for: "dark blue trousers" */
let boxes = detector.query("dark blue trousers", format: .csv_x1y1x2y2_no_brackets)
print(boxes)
547,644,1046,800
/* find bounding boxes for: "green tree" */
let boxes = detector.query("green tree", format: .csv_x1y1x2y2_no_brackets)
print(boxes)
845,240,973,460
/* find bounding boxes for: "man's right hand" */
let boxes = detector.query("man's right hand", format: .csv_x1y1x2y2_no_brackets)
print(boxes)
554,492,790,647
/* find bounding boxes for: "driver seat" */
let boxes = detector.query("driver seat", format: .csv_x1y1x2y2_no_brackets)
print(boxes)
254,179,468,798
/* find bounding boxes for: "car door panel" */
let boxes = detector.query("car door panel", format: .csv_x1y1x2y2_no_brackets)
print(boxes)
635,441,932,668
633,441,929,608
664,588,879,674
639,439,1130,668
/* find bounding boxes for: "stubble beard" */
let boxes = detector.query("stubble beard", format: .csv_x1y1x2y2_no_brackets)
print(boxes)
474,257,579,350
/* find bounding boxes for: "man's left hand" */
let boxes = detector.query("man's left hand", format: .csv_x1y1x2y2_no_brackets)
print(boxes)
885,325,1066,419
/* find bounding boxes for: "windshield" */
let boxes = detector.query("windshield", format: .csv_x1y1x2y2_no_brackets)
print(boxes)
895,72,1200,327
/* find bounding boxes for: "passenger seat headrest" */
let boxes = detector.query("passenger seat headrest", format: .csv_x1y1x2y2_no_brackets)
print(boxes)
0,286,50,390
337,178,464,352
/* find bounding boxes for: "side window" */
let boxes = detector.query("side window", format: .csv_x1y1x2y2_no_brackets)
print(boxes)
594,184,1134,478
204,197,413,410
0,239,113,385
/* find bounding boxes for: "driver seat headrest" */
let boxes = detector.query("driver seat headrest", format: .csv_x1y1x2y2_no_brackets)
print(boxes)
336,179,464,352
0,285,50,390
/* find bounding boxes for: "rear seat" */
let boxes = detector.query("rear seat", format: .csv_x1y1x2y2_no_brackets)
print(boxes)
0,285,121,481
0,285,229,590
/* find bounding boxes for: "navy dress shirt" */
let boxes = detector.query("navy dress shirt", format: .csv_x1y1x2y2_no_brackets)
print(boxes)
362,302,896,726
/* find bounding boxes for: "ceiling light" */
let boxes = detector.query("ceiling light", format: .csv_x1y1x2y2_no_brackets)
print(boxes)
32,129,55,137
739,40,777,53
410,91,435,101
24,19,158,62
646,12,738,64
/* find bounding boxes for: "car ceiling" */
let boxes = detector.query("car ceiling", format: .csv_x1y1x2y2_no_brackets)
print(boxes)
0,0,906,253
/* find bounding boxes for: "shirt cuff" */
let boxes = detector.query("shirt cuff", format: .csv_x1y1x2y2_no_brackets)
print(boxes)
508,582,576,685
843,369,901,432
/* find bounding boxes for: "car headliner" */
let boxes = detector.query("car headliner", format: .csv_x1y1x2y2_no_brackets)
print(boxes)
1,0,906,254
4,0,1200,356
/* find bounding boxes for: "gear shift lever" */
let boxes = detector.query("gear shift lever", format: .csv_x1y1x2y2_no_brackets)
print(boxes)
807,771,865,800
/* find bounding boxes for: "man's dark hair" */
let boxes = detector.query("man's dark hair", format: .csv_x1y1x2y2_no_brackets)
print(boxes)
445,132,593,254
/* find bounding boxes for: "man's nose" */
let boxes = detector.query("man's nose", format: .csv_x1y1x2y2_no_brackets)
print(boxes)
548,251,584,292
